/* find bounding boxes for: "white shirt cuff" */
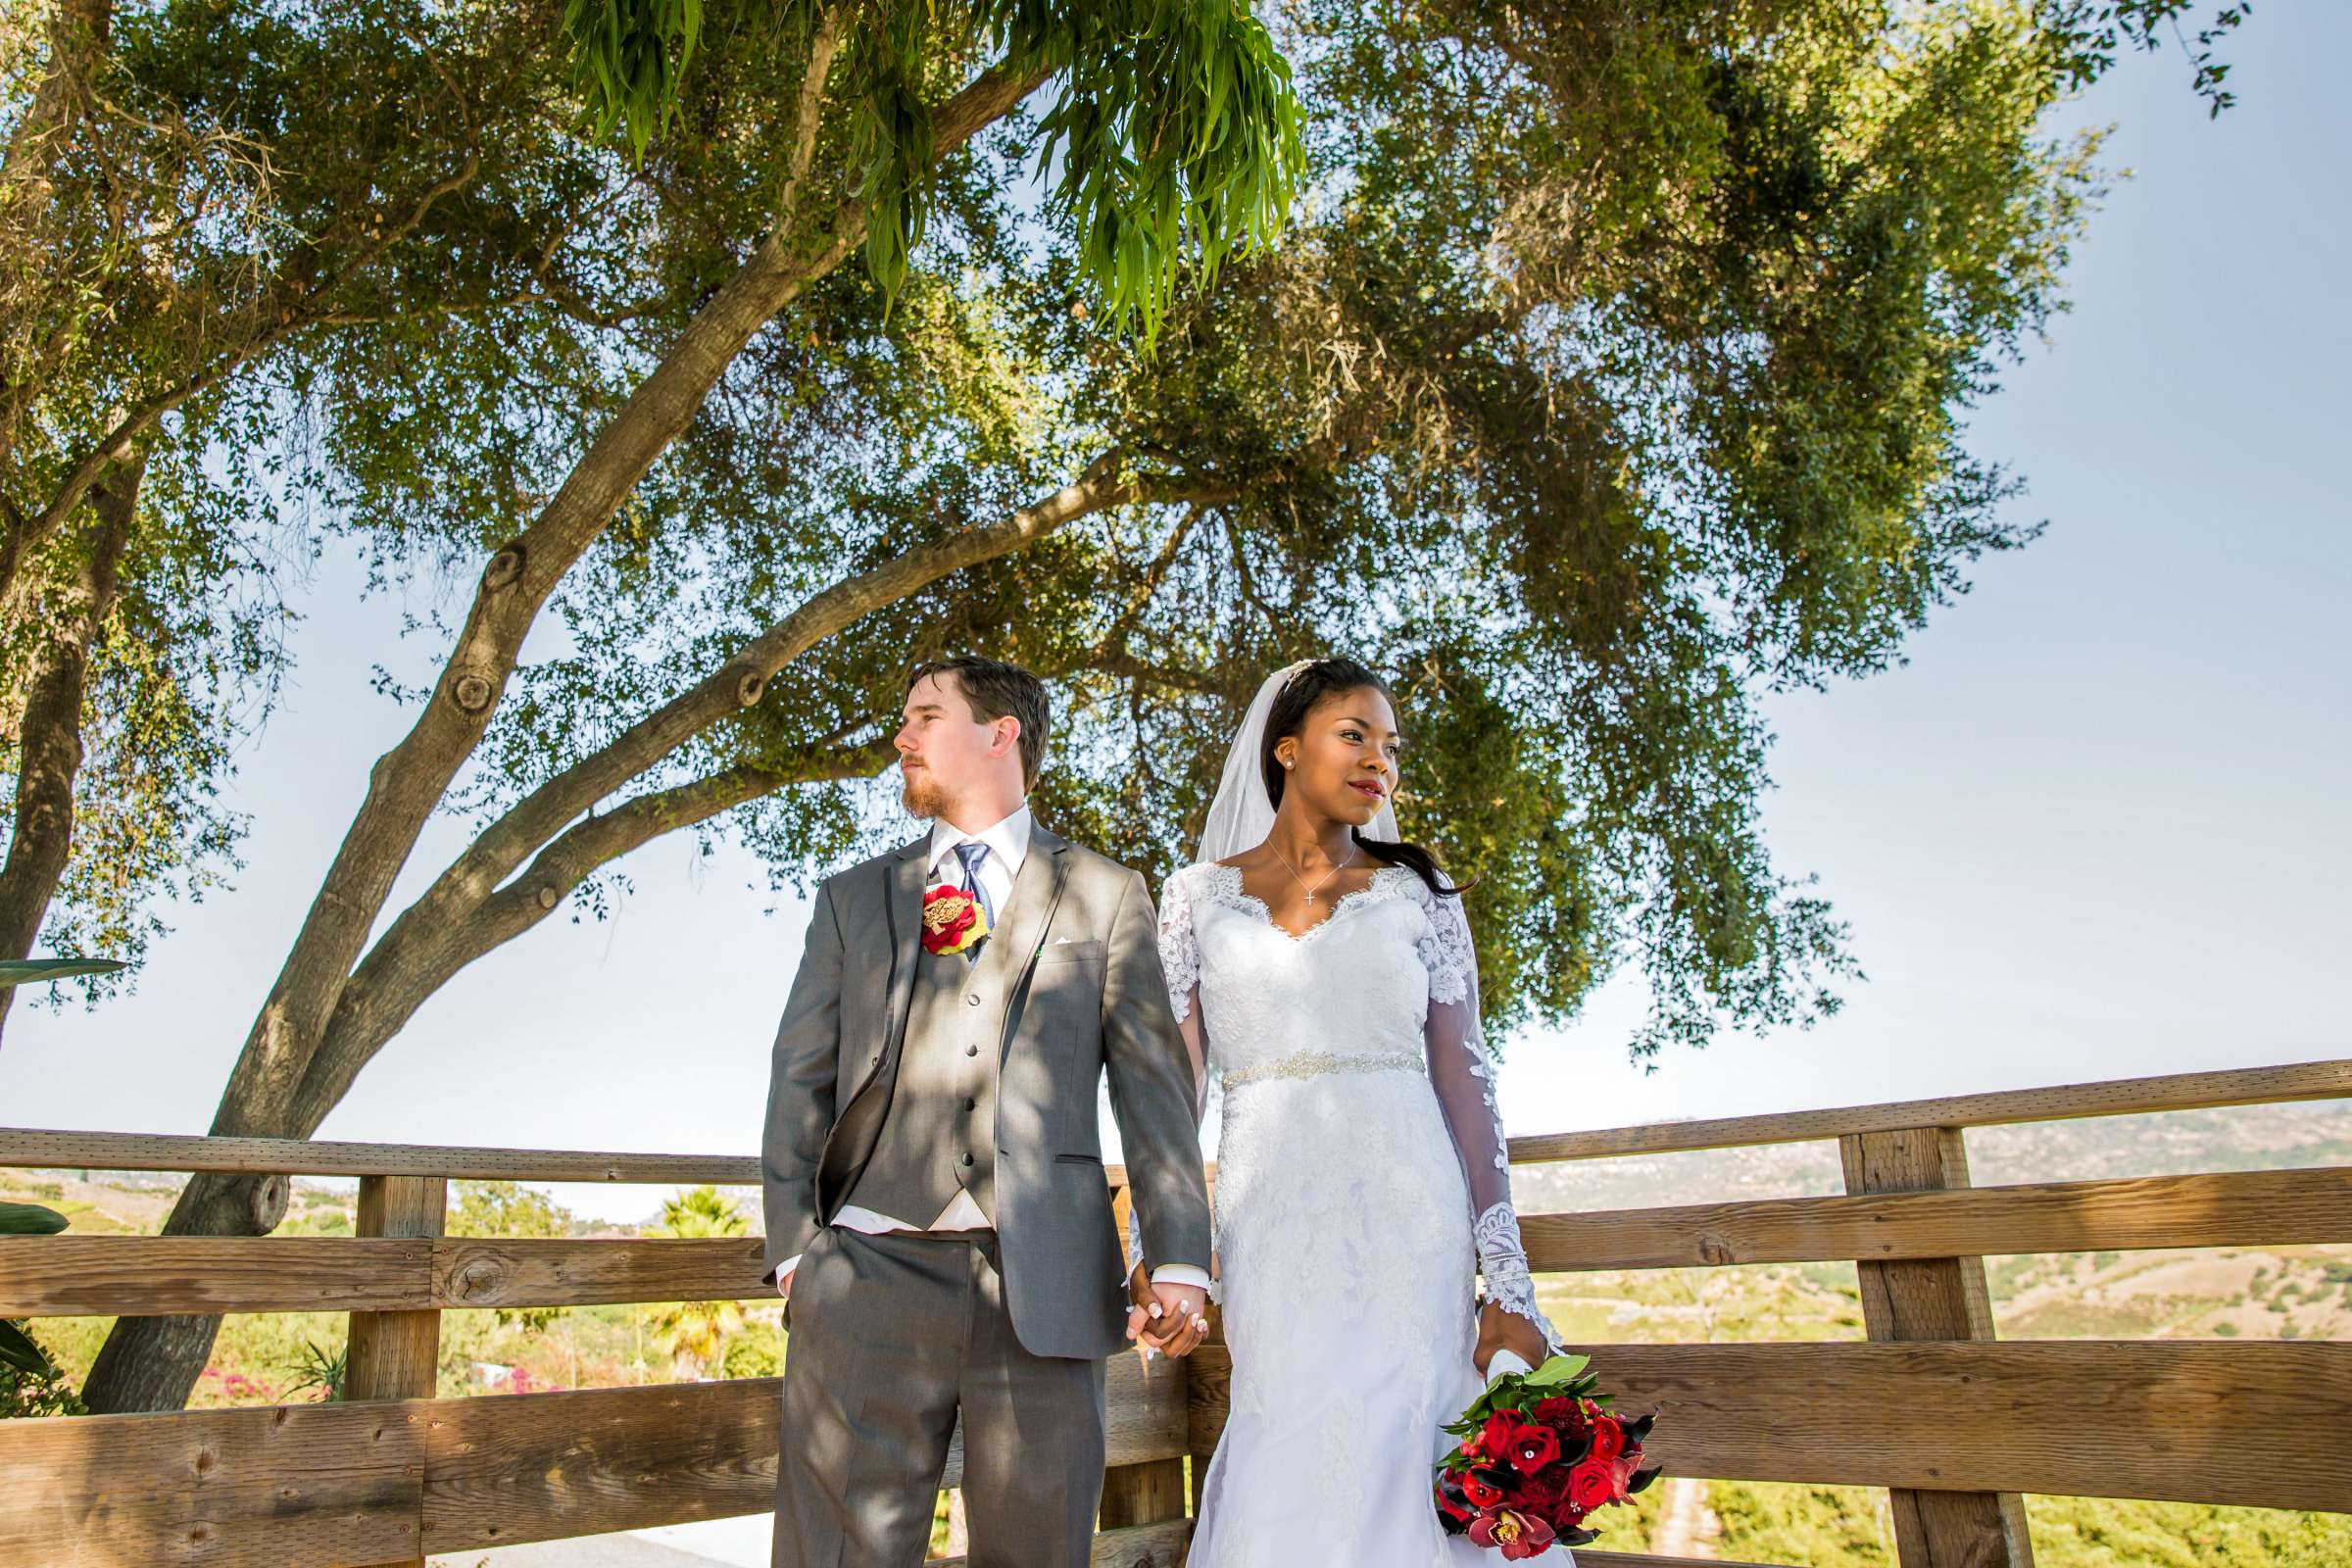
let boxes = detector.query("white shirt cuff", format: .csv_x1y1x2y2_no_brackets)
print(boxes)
1485,1347,1535,1382
775,1252,802,1296
1150,1263,1212,1292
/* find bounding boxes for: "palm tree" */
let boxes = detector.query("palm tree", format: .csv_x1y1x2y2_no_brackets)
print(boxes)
644,1186,748,1379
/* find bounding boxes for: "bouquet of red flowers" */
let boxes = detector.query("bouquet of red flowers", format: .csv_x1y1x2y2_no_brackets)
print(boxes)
1434,1353,1659,1558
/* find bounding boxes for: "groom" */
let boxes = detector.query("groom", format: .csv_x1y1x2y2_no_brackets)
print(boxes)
759,656,1215,1568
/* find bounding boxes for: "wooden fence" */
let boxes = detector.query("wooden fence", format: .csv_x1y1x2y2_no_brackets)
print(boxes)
0,1056,2346,1567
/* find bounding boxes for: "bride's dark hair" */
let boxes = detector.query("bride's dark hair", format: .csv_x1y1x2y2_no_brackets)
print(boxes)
1258,657,1469,900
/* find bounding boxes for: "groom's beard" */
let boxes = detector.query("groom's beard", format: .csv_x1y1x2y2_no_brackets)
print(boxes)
901,771,948,820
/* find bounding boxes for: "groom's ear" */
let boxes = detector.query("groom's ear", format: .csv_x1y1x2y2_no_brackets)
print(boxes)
992,713,1022,760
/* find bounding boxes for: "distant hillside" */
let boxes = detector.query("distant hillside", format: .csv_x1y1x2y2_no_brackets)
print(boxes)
1510,1098,2352,1215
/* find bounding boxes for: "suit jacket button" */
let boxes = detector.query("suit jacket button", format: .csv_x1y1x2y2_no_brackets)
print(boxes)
964,1098,977,1110
960,1152,976,1168
870,1053,883,1065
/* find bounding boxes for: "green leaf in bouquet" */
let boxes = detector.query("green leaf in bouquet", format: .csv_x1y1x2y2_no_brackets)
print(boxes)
1520,1352,1591,1387
0,1201,69,1236
0,957,125,986
0,1319,61,1379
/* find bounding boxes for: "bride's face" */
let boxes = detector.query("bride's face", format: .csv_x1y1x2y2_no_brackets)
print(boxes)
1275,685,1400,828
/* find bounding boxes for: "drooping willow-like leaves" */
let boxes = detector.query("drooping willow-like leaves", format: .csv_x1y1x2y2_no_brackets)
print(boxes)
559,0,1306,342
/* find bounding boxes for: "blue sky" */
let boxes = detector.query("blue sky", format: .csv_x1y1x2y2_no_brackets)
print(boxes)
5,7,2346,1223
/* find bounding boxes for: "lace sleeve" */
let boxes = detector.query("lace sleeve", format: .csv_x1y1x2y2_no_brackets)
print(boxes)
1157,863,1203,1023
1420,890,1563,1356
1130,866,1218,1296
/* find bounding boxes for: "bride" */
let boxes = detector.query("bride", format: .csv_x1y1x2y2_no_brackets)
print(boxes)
1124,657,1570,1564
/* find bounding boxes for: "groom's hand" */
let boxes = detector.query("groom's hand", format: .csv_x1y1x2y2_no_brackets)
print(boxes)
1125,1264,1209,1357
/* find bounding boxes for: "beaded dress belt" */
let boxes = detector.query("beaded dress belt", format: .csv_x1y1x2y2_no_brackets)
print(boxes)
1222,1048,1424,1090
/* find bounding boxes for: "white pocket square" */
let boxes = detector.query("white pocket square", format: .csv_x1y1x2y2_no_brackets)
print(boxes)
1053,935,1079,945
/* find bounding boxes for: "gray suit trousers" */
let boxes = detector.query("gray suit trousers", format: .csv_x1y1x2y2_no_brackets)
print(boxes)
773,1226,1108,1568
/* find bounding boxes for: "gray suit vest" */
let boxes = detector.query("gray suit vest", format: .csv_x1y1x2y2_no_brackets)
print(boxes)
840,940,999,1226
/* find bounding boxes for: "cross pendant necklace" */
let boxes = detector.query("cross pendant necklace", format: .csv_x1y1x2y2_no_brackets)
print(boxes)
1272,840,1355,905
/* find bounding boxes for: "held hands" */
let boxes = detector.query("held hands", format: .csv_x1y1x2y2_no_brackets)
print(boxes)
1474,1298,1549,1379
1125,1262,1210,1359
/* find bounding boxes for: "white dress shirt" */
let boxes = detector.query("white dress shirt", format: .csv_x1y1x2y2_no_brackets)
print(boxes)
778,802,1212,1299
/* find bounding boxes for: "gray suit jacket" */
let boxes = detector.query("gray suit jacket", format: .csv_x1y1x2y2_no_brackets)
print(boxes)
759,822,1214,1360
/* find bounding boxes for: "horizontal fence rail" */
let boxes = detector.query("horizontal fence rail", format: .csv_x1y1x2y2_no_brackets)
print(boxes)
0,1054,2345,1568
1185,1341,2352,1514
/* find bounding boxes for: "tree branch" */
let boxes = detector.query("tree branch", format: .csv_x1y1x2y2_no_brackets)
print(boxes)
288,734,895,1128
0,440,140,1048
204,51,1054,1144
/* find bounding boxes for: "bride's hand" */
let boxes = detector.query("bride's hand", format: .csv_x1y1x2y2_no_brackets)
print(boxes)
1475,1298,1549,1378
1125,1264,1210,1358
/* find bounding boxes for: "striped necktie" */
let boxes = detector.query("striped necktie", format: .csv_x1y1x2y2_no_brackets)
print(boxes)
953,841,994,963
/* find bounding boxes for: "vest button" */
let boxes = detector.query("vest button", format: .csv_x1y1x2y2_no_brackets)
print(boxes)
965,1044,979,1056
964,993,982,1006
870,1053,882,1066
964,1098,977,1110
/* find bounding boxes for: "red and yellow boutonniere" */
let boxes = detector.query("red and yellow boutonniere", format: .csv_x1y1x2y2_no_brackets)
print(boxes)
922,883,990,956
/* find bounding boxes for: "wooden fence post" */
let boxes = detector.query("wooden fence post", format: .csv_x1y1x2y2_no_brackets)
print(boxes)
347,1172,447,1568
1839,1127,2034,1568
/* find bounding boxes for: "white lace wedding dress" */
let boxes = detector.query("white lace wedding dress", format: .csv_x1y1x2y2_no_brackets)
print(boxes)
1140,860,1570,1566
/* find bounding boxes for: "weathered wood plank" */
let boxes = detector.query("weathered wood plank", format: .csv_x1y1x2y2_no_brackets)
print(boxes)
0,1235,432,1315
1501,1058,2352,1164
347,1174,445,1568
22,1160,2346,1319
434,1236,769,1310
1099,1456,1188,1530
6,1056,2342,1186
420,1353,1191,1551
420,1381,779,1551
928,1517,1192,1567
1841,1127,2031,1568
0,1125,765,1183
0,1400,427,1568
1189,1340,2352,1512
1519,1166,2352,1274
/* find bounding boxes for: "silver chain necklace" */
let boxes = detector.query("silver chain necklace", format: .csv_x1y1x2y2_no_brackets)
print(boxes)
1270,839,1356,906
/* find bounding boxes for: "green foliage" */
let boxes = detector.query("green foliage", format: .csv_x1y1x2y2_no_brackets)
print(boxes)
561,0,1307,338
2026,1494,2352,1568
0,1200,77,1413
564,0,707,161
642,1185,751,1376
1708,1479,1893,1566
277,1338,347,1402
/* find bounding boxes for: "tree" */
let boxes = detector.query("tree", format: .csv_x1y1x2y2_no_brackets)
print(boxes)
77,0,1306,1412
76,0,2245,1413
0,0,643,1034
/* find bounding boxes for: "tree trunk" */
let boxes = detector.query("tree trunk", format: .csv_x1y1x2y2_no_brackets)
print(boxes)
0,444,137,1045
74,57,1045,1417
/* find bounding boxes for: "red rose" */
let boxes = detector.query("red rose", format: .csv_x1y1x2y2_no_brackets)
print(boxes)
1468,1507,1558,1560
1505,1421,1561,1476
1589,1415,1626,1462
1480,1411,1520,1457
1567,1457,1621,1513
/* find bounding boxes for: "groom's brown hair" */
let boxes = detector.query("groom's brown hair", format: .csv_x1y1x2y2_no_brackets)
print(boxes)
906,656,1051,788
